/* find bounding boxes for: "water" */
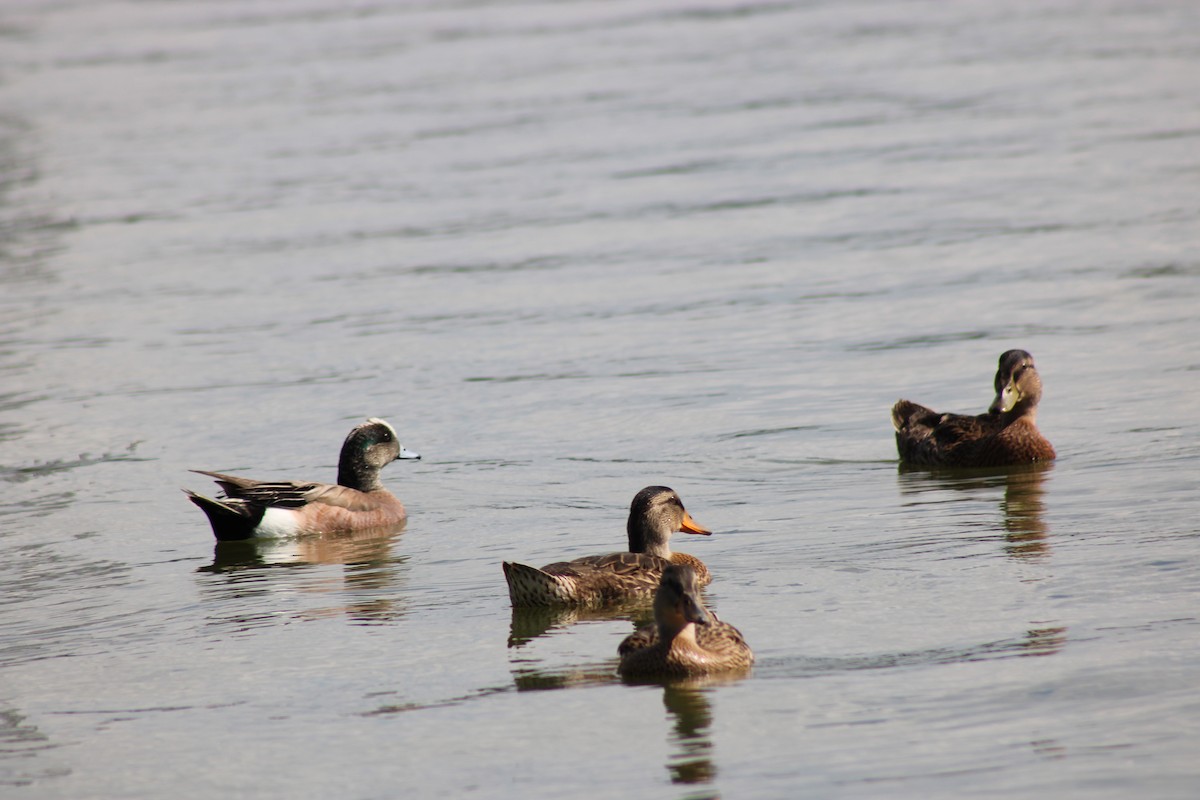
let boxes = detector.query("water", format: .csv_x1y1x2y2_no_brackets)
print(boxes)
2,0,1199,797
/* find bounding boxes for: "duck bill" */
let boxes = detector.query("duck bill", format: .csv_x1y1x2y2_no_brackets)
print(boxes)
990,383,1017,414
398,447,421,460
679,511,712,536
682,592,711,625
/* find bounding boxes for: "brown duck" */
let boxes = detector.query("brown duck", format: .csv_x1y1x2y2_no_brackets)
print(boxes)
892,349,1056,467
503,486,712,607
618,564,753,679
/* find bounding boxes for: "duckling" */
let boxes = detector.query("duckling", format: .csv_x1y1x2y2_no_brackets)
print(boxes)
618,564,753,679
184,418,419,541
503,486,712,607
892,349,1056,467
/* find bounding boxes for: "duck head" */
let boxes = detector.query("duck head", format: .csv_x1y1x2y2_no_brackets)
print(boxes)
654,564,712,640
989,351,1044,417
626,486,711,558
337,418,419,491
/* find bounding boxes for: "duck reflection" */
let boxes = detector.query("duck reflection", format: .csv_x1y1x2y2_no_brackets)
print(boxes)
897,461,1053,559
507,599,654,648
646,677,747,799
1015,625,1067,657
0,703,59,786
507,652,728,797
998,463,1051,559
662,684,718,792
505,600,738,800
196,526,408,625
505,602,655,690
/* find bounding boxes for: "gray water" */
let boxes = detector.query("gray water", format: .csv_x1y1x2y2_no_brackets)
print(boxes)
2,1,1199,797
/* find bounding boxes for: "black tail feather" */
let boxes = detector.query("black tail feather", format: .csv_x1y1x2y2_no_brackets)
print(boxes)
183,490,261,541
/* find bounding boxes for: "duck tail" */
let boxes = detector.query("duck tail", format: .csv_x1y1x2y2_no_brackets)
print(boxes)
502,561,577,607
183,489,260,542
891,399,918,431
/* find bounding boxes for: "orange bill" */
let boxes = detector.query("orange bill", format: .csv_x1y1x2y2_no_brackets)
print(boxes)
679,511,712,536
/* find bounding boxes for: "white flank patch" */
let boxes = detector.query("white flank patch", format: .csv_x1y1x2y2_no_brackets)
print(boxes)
254,507,303,538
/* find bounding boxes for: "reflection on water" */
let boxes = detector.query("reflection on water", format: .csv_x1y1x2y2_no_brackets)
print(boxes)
203,526,402,570
1030,738,1068,760
506,602,653,690
195,528,408,626
507,600,654,649
0,704,67,787
1013,626,1068,658
506,632,736,799
897,462,1053,560
504,597,740,800
508,662,617,692
640,678,749,800
662,685,717,795
2,0,1195,792
998,464,1052,560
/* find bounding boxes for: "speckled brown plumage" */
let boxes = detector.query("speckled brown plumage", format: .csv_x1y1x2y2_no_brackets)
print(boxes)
892,350,1056,468
618,565,753,679
502,486,713,607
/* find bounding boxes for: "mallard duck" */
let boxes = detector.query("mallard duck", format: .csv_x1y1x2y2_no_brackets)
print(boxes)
892,349,1056,467
184,418,420,541
618,564,753,679
502,486,712,607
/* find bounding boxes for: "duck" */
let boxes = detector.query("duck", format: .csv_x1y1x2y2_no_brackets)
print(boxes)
184,418,420,541
502,486,712,607
892,349,1056,467
618,564,753,679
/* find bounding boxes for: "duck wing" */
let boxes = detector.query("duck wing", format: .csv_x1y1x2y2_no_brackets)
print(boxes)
190,470,346,509
892,402,1003,466
541,551,670,580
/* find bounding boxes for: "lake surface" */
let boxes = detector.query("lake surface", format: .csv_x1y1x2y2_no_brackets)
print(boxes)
2,1,1198,797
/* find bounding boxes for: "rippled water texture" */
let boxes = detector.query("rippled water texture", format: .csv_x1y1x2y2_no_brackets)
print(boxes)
2,1,1199,797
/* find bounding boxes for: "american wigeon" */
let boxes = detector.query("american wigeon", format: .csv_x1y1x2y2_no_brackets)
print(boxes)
184,418,419,541
502,486,712,607
892,349,1056,467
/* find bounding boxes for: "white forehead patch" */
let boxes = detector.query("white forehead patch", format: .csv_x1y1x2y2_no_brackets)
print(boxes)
366,417,399,442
